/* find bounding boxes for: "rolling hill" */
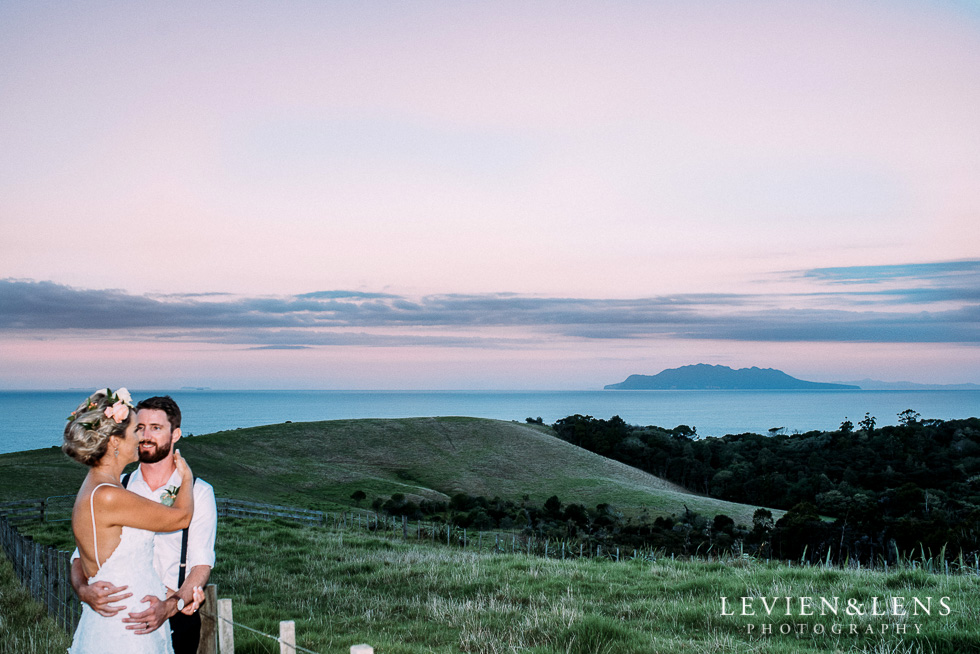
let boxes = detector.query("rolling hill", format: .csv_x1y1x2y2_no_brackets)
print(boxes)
0,417,771,525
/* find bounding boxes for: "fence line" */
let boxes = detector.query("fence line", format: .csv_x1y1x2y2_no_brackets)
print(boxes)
214,498,658,563
210,593,321,654
0,516,345,654
0,498,47,524
7,492,972,652
0,513,81,633
204,590,374,654
1,493,656,653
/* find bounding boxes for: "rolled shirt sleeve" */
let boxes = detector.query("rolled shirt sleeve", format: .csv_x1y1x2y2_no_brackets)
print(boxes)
185,479,217,571
153,476,218,590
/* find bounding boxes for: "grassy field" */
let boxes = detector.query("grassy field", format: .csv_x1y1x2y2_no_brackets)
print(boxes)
0,417,769,524
13,518,980,654
9,417,892,653
0,554,72,654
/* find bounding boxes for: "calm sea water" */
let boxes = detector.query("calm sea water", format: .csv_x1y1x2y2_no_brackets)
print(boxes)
2,389,978,455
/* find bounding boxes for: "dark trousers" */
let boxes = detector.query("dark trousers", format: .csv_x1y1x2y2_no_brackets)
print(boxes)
169,611,201,654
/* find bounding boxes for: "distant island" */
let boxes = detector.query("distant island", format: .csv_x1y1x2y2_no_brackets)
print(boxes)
605,364,860,390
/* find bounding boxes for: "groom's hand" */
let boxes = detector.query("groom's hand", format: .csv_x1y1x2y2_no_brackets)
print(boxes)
70,558,131,617
124,595,175,635
79,580,132,618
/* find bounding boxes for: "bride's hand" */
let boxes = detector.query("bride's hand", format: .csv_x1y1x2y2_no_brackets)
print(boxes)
181,586,206,615
173,449,193,482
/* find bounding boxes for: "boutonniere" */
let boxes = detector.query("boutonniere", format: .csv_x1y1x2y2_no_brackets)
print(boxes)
161,486,180,506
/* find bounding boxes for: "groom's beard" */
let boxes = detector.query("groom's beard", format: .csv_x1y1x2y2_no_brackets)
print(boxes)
138,439,172,463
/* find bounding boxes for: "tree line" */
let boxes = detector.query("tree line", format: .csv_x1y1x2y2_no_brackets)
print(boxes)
360,488,768,560
548,411,980,565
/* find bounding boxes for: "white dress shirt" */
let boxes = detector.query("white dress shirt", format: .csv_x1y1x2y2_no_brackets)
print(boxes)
72,467,217,591
124,467,217,590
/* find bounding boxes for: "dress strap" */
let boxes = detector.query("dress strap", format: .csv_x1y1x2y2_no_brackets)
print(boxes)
89,483,117,571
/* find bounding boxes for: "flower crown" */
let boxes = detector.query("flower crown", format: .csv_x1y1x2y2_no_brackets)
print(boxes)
66,387,135,428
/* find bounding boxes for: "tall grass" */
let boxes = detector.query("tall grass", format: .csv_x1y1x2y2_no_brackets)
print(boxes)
0,556,71,654
9,517,980,653
212,519,980,654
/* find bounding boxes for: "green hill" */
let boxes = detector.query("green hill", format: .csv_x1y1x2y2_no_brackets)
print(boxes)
0,417,770,525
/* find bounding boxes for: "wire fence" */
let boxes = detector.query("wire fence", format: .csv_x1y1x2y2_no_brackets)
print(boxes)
210,594,328,654
216,497,659,563
1,492,663,653
1,495,399,653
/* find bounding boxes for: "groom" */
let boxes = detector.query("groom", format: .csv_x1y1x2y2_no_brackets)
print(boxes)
70,395,218,654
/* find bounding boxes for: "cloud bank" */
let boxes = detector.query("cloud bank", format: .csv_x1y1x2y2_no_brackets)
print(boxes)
2,260,977,349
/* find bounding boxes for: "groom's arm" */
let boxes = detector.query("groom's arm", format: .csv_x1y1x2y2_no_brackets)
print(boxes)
175,480,216,614
69,557,132,617
174,564,211,613
122,565,211,633
124,480,217,633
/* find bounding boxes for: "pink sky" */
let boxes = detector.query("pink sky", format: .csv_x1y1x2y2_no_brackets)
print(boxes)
1,1,978,389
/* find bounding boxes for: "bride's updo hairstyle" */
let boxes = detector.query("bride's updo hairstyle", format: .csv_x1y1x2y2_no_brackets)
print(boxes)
63,388,135,467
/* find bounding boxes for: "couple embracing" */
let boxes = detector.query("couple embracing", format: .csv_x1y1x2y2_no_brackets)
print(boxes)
63,389,217,654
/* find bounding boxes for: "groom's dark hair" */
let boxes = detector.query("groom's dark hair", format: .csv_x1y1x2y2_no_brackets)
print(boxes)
136,395,182,430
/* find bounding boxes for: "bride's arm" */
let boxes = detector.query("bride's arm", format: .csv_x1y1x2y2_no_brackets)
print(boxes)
102,451,196,532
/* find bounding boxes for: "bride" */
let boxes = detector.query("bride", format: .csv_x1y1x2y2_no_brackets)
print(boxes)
63,388,204,654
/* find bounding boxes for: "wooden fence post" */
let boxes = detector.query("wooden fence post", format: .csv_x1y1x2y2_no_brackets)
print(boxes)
31,538,42,599
218,598,234,654
45,547,55,624
279,620,295,654
198,584,219,654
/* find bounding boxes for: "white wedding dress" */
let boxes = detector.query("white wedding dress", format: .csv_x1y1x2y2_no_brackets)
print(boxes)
68,483,173,654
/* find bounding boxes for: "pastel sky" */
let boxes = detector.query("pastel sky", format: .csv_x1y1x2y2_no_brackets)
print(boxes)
1,1,978,389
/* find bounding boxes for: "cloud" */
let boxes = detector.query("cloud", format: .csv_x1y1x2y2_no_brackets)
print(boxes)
801,259,980,284
2,260,978,347
166,329,521,349
793,259,980,306
295,290,401,300
245,345,312,350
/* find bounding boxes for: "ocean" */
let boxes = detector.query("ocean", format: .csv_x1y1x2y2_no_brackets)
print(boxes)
2,389,979,456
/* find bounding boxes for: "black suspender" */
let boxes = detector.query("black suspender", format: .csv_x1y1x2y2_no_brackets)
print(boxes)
178,526,190,587
121,471,192,588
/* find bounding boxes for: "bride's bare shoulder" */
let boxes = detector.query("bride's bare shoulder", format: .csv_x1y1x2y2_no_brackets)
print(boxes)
77,481,124,508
